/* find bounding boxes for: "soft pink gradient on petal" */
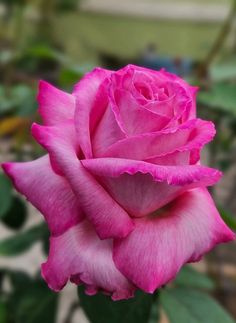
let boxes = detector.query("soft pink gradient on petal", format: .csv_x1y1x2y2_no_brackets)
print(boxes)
82,158,221,217
146,151,190,166
92,104,125,157
145,119,216,165
113,188,235,293
102,119,215,162
73,68,112,158
42,220,135,300
2,155,84,236
31,123,134,239
37,81,75,126
109,88,171,136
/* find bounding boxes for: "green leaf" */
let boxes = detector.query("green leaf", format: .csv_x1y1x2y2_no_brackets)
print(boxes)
0,301,7,323
9,277,58,323
0,223,48,256
1,196,27,230
160,288,235,323
198,83,236,117
175,265,214,290
0,174,13,219
218,206,236,231
78,286,154,323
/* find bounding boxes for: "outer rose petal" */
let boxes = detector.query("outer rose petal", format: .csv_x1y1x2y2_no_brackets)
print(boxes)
31,122,134,239
73,67,112,158
42,220,135,300
102,119,215,162
2,155,84,236
82,158,222,217
113,188,235,293
38,81,75,125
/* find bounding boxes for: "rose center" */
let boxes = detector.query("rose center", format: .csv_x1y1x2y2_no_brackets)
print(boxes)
134,83,153,100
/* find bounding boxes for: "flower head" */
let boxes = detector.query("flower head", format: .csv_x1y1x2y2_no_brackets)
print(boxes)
2,65,234,300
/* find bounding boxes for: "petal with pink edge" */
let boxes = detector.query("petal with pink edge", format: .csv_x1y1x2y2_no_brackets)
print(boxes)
38,81,75,126
113,188,235,293
82,158,222,217
73,68,112,158
144,119,216,165
42,220,135,300
102,119,215,161
31,123,134,239
2,155,84,236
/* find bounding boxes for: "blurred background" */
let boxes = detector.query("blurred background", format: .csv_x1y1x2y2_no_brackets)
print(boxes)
0,0,236,322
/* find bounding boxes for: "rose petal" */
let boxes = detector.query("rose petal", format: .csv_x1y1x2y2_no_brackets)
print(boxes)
2,155,84,236
159,68,198,120
102,119,215,162
38,81,75,126
111,65,197,121
113,188,235,293
109,88,170,136
42,220,135,300
144,81,192,120
82,157,222,217
144,119,216,165
92,103,125,157
31,122,134,239
146,151,190,166
73,67,112,158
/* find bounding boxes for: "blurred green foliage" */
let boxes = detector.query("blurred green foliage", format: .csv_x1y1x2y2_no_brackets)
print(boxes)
0,222,48,256
0,270,58,323
199,82,236,117
78,287,154,323
160,287,235,323
0,174,12,219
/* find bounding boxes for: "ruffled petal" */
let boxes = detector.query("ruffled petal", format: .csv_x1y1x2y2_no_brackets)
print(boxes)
145,119,216,165
31,123,134,239
73,68,112,158
82,158,222,217
113,188,235,293
102,119,215,163
38,81,75,126
2,155,84,236
42,220,135,300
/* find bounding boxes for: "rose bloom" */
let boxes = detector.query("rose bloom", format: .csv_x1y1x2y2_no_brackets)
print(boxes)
2,65,235,300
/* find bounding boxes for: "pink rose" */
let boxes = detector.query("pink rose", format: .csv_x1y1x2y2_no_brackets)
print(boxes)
2,65,234,300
